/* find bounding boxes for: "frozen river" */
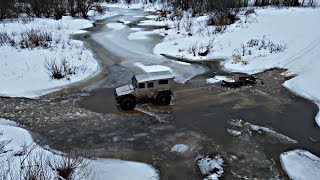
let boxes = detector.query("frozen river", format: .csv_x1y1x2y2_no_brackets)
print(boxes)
1,7,318,180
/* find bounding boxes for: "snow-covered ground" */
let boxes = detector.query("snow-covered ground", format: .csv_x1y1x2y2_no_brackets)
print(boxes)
0,118,159,180
91,158,159,180
153,14,215,60
280,149,320,180
0,17,100,98
150,7,320,126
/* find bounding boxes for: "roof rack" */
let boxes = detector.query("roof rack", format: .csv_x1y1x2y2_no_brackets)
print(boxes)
134,71,174,83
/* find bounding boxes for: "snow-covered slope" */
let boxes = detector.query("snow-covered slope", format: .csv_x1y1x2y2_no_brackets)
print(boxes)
221,8,320,127
153,7,320,126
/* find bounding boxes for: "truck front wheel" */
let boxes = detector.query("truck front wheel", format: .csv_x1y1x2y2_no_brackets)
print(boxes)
120,97,136,110
156,92,171,105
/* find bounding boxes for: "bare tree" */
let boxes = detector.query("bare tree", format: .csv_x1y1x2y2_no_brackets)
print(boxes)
76,0,95,19
28,0,48,17
283,0,300,6
52,0,68,20
0,0,16,21
67,0,78,17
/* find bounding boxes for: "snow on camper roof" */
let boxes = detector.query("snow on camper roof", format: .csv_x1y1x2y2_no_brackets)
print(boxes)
135,71,174,83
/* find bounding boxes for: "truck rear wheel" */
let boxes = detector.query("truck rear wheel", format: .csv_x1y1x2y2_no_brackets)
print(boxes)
120,97,136,110
156,92,171,105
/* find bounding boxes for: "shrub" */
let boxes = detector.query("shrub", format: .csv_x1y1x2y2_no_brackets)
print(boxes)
44,58,77,80
20,147,51,180
44,59,64,79
1,142,92,180
94,4,107,14
214,25,227,33
77,0,95,19
268,41,286,53
247,38,259,47
0,32,17,47
0,28,55,49
20,29,52,49
208,10,238,26
0,132,12,154
8,0,97,20
160,10,168,18
172,8,183,20
61,58,77,76
234,36,287,57
244,8,256,16
0,32,11,45
20,17,34,24
188,43,197,56
183,16,193,34
187,40,214,57
48,155,91,180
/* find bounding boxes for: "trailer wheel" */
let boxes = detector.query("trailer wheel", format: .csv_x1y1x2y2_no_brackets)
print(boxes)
156,92,171,105
120,97,136,110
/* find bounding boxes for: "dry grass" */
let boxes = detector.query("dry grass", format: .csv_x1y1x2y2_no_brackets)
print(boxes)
20,29,52,49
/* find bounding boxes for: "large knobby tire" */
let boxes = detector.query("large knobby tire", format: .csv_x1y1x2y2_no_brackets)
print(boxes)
156,92,171,106
120,97,136,110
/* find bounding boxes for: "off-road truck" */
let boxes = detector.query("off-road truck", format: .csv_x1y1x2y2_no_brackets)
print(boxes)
115,71,174,110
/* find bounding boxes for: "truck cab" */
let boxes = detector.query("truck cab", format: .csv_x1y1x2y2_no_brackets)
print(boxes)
115,71,174,110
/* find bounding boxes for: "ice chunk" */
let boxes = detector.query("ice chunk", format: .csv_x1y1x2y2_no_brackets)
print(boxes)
206,76,234,84
280,149,320,180
171,144,189,153
106,23,126,30
197,155,225,180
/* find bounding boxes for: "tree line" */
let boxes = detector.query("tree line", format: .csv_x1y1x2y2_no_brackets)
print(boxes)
144,0,316,26
0,0,317,21
0,0,106,21
162,0,315,14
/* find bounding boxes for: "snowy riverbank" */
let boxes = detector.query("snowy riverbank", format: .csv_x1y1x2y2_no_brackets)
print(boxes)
147,7,320,127
220,8,320,127
0,16,99,98
0,118,159,180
